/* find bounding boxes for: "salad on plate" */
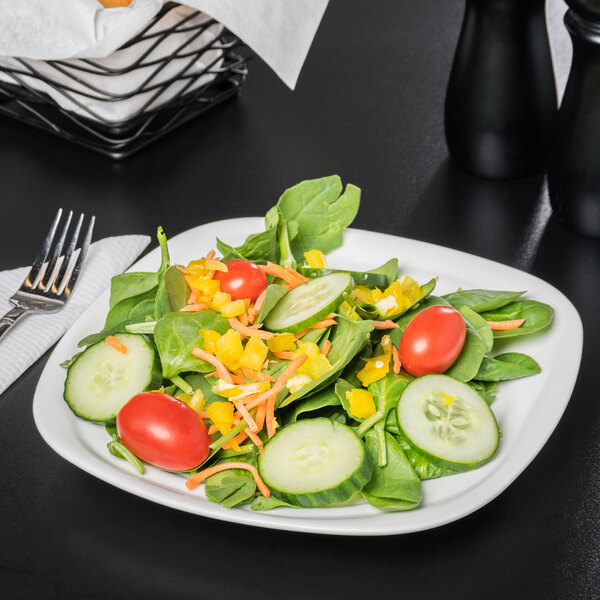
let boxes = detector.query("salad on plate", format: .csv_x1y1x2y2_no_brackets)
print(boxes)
60,176,554,512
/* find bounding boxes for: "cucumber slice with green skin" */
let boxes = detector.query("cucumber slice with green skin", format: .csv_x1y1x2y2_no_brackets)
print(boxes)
258,418,373,507
64,333,162,423
396,374,499,471
297,266,388,288
263,273,352,333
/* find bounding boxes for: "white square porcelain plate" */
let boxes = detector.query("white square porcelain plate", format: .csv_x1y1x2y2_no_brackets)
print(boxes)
33,218,583,536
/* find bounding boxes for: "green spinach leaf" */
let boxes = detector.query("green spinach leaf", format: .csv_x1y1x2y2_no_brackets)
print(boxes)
154,265,190,321
256,284,288,324
442,289,525,313
362,430,422,511
480,300,553,338
475,352,541,381
459,305,493,353
288,387,341,424
275,175,360,259
444,319,487,382
154,310,230,378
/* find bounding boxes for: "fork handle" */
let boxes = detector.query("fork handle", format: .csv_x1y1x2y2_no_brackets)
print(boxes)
0,306,29,342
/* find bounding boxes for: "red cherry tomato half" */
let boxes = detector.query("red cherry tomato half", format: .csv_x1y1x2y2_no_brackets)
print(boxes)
398,306,466,377
213,259,268,303
116,393,210,471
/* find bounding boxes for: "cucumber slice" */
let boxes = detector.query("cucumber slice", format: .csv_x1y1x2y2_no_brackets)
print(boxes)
258,418,373,507
263,273,352,333
396,374,499,470
64,333,161,422
297,266,388,288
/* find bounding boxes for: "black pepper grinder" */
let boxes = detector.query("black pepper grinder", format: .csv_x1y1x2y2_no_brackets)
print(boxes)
445,0,557,179
548,1,600,238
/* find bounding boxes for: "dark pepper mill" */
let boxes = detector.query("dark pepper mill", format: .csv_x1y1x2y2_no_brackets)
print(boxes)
548,1,600,238
445,0,557,179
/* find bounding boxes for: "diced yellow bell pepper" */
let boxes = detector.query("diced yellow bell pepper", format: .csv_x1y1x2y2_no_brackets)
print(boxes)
207,401,234,435
219,299,246,318
240,336,269,371
351,285,377,305
380,334,393,355
301,353,333,379
188,389,206,412
339,301,360,321
215,329,244,370
201,329,221,354
211,291,231,310
267,333,297,353
397,274,423,303
177,393,192,404
187,278,220,295
286,373,313,394
357,354,391,386
304,249,328,269
296,341,321,361
346,388,376,419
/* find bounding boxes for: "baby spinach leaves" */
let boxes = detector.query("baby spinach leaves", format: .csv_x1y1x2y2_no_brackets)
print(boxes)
154,310,230,379
480,300,553,338
475,352,541,381
205,453,259,508
442,289,525,313
362,431,422,511
256,284,288,324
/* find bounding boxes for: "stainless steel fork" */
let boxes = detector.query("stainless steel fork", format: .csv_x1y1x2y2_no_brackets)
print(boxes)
0,209,95,342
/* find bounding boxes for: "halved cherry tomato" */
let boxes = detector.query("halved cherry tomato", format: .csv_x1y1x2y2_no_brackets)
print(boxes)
398,306,466,377
214,259,268,303
117,393,210,471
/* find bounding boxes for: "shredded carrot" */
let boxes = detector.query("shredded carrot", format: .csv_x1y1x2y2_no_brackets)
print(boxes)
285,266,309,284
392,345,401,374
258,262,304,286
207,424,219,435
180,303,210,312
205,249,216,260
230,371,246,385
234,399,258,432
246,428,263,452
186,462,270,496
106,336,128,354
196,411,210,420
266,354,308,438
321,339,332,357
487,319,526,331
294,318,337,339
191,347,233,383
253,288,268,315
187,289,200,305
241,366,276,382
228,318,275,340
176,265,187,274
204,371,218,379
239,311,249,326
272,351,297,360
372,320,400,330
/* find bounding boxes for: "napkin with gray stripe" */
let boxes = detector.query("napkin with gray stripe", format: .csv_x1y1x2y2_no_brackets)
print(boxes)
0,234,149,395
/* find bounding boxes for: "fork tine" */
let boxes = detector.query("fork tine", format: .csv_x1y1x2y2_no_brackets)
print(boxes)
24,208,63,287
58,215,95,298
50,213,83,294
40,210,73,291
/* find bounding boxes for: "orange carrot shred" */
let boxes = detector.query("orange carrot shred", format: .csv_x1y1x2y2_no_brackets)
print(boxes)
372,320,399,330
239,311,249,326
187,289,200,305
186,463,270,497
176,265,187,274
230,371,246,385
272,351,297,360
241,366,276,382
106,336,128,354
321,339,332,357
207,424,219,435
253,288,268,315
206,250,216,260
234,399,258,432
258,262,302,286
265,354,308,438
487,319,526,331
285,266,309,284
180,303,210,312
191,347,233,383
197,411,210,420
228,318,275,340
392,346,401,374
294,319,337,339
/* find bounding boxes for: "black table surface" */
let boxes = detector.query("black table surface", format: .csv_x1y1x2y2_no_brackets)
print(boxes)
1,1,599,599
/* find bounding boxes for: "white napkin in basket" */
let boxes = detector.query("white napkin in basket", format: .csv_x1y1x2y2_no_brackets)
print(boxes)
0,234,150,395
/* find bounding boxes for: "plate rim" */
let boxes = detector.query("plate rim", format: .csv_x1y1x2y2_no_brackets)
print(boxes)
32,217,584,536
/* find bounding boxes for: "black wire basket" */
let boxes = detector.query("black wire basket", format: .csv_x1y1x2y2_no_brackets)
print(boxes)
0,3,250,159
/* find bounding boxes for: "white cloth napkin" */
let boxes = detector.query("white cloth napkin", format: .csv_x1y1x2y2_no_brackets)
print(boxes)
0,234,150,395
